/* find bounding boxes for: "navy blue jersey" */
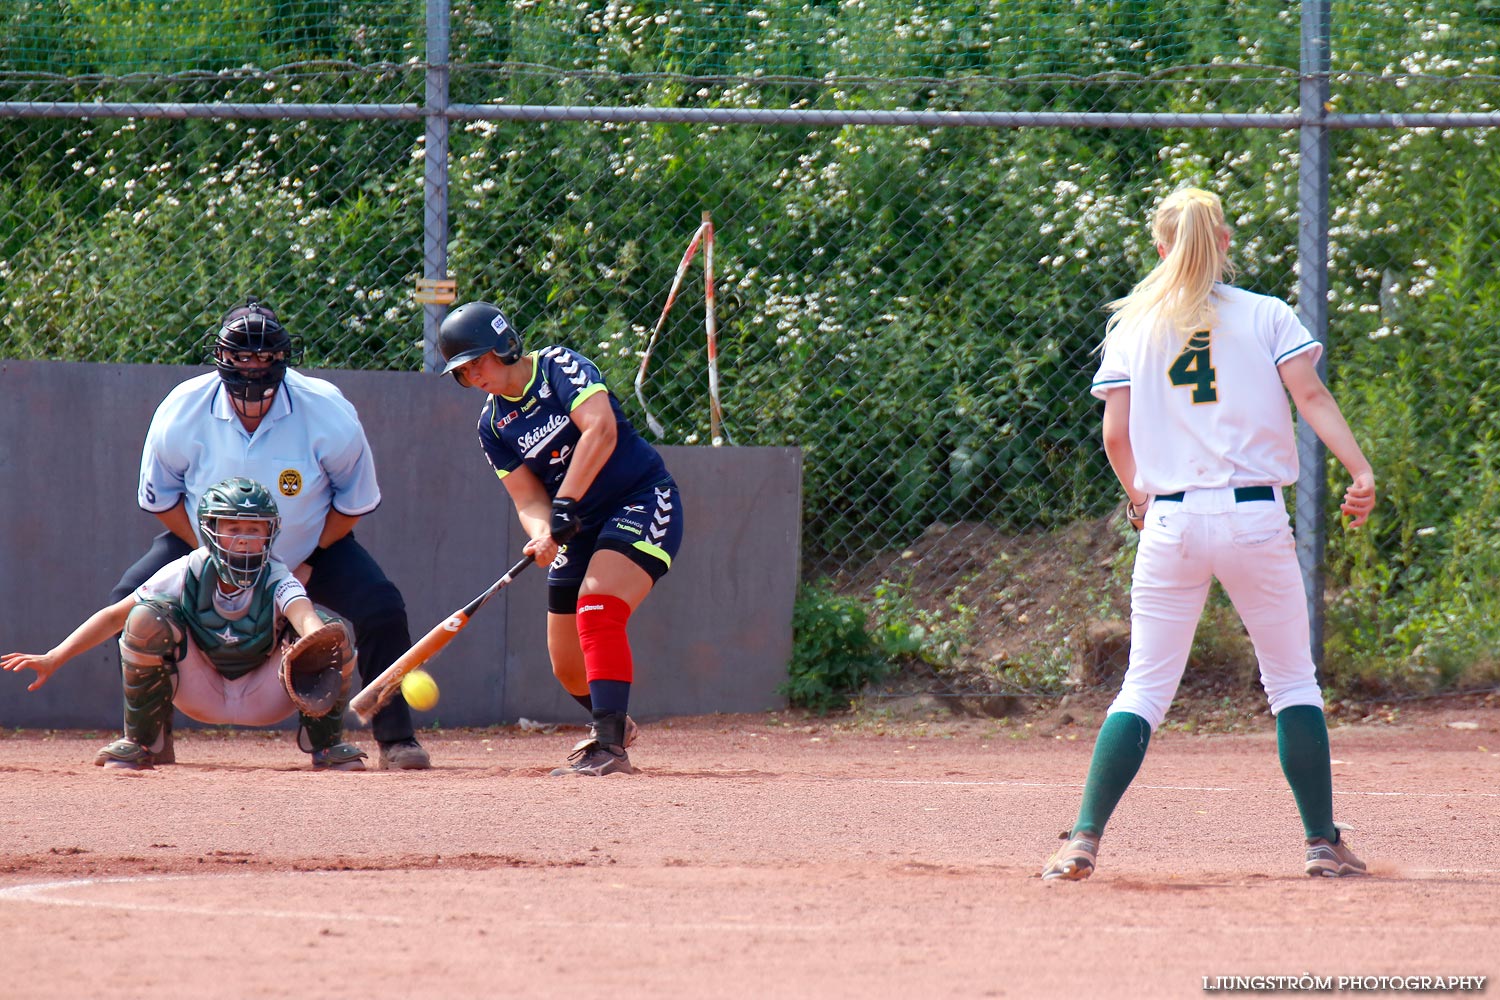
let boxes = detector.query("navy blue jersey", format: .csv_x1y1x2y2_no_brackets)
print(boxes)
476,347,671,520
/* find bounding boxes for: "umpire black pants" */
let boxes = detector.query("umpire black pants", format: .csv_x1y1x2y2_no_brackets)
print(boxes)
110,531,417,744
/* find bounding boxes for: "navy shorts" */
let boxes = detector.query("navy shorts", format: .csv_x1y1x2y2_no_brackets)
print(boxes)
546,479,683,614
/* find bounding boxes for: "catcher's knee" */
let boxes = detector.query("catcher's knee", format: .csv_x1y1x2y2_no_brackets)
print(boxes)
120,601,185,673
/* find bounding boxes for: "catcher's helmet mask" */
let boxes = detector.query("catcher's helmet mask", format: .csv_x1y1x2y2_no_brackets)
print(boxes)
207,297,298,409
198,477,282,591
437,301,524,380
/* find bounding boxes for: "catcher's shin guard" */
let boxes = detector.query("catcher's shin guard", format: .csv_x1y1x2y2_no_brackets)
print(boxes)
97,604,182,767
97,663,176,768
297,700,367,770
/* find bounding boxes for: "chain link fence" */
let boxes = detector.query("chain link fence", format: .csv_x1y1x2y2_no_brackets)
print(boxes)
6,2,1500,699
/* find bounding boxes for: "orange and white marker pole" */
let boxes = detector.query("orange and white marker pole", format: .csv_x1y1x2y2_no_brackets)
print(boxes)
702,211,725,447
633,212,729,446
634,217,706,439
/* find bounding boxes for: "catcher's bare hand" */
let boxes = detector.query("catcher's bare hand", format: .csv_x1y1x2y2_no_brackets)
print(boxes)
1,651,61,691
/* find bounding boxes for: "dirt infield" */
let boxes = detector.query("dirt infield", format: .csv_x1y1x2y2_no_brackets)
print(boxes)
1,702,1496,1000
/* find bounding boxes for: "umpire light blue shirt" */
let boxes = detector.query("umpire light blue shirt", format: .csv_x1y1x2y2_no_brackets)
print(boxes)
137,369,382,567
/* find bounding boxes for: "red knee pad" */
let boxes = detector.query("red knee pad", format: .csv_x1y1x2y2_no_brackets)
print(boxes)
576,595,634,683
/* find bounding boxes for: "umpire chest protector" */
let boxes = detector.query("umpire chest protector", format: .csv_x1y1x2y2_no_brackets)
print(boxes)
180,559,279,679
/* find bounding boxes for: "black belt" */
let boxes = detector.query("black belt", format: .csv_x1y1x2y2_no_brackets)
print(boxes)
1155,486,1274,503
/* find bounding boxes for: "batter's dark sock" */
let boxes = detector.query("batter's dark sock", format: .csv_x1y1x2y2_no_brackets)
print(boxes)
1073,711,1152,837
588,679,631,717
570,692,593,714
1277,704,1337,842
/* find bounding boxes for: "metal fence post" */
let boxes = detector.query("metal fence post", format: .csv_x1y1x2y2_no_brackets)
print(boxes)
1297,0,1332,677
421,0,452,372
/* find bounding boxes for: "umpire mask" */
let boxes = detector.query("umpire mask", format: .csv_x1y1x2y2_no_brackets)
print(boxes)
209,298,298,417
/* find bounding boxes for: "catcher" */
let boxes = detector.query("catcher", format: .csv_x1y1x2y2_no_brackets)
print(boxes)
2,477,366,771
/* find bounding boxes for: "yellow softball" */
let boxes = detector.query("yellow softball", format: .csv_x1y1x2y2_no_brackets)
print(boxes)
401,669,440,711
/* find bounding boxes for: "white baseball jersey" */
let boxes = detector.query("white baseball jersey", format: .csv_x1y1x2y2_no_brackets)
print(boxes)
137,369,382,566
1090,284,1323,496
135,550,307,621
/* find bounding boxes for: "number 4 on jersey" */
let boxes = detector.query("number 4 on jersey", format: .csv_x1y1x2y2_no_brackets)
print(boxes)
1168,330,1218,403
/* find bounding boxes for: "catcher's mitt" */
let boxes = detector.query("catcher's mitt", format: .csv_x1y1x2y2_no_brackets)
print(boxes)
280,618,355,718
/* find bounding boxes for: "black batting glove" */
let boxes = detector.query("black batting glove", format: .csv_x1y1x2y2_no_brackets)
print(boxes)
549,497,580,544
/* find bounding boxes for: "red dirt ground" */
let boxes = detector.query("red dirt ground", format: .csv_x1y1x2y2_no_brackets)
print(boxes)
1,702,1496,1000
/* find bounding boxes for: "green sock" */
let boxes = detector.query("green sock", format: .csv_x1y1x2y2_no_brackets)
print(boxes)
1073,711,1152,837
1277,704,1337,842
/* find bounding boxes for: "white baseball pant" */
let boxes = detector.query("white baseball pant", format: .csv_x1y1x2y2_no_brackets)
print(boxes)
1109,485,1324,730
172,642,298,727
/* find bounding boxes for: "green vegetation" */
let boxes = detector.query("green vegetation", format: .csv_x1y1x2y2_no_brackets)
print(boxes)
782,580,893,713
5,2,1500,696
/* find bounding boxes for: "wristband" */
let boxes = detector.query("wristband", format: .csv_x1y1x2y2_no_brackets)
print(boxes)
550,497,580,544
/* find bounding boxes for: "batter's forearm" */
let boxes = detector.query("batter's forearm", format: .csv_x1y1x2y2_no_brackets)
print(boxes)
555,427,614,501
500,467,555,542
517,506,552,540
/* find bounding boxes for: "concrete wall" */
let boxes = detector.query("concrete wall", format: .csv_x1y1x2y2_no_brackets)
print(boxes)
0,360,800,729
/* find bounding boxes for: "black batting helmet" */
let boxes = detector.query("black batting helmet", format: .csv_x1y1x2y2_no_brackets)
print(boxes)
208,298,297,406
438,301,523,379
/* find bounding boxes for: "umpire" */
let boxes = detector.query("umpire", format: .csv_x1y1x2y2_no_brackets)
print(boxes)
108,298,431,770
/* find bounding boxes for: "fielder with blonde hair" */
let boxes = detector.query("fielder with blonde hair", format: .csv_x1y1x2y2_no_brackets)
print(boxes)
1104,186,1237,347
1043,186,1378,882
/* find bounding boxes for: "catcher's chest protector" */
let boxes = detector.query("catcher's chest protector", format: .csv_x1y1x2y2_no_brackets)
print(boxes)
180,561,279,679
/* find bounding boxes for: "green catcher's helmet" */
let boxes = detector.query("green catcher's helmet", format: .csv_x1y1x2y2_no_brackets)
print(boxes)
197,477,282,590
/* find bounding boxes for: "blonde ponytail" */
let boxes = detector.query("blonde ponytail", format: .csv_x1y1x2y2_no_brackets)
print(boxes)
1103,187,1235,349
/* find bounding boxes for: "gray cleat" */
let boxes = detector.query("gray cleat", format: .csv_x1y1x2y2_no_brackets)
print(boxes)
95,737,154,770
1305,824,1367,877
312,742,368,771
551,711,637,776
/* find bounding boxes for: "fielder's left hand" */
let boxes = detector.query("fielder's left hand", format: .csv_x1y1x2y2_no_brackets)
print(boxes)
1340,471,1376,529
